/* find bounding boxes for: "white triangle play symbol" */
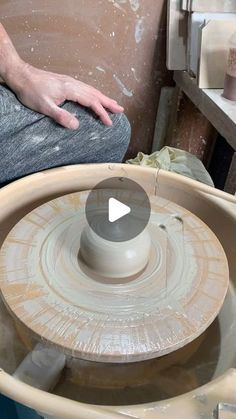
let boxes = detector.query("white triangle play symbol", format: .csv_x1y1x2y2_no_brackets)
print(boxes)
108,198,131,223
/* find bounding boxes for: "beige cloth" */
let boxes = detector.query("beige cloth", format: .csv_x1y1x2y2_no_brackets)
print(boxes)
126,146,214,187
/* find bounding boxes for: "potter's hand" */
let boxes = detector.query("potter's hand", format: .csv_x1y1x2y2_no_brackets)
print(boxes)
8,62,124,129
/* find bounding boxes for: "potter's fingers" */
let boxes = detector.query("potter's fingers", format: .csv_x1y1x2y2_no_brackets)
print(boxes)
90,101,113,126
100,96,124,113
48,104,79,130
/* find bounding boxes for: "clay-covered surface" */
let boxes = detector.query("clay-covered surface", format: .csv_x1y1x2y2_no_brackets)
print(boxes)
0,164,235,415
0,190,229,363
0,286,236,406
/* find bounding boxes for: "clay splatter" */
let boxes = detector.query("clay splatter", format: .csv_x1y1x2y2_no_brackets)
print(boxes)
31,136,44,143
108,0,126,12
113,74,133,97
131,67,140,82
96,66,106,73
129,0,140,12
135,17,144,43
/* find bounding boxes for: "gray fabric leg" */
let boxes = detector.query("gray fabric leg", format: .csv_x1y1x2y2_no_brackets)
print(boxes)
0,85,131,185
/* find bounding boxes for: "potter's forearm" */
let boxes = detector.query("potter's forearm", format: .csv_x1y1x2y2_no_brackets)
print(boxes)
0,23,26,90
0,23,123,129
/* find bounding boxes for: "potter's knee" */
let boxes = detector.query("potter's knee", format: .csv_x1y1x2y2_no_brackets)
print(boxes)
109,112,131,154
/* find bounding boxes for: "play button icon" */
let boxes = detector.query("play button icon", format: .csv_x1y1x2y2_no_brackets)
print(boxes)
85,177,151,242
108,198,131,222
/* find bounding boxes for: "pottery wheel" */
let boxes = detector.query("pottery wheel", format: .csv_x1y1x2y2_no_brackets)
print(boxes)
0,191,229,363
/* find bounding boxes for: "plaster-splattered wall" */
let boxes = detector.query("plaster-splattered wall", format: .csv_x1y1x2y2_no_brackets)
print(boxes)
0,0,171,157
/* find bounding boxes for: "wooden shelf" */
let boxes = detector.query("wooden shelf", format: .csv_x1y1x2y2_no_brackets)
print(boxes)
174,71,236,150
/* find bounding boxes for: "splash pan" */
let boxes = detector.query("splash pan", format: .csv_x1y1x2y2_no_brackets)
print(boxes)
0,164,234,418
0,189,229,363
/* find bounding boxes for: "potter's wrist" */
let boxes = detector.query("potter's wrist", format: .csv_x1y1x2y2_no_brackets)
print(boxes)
2,57,30,93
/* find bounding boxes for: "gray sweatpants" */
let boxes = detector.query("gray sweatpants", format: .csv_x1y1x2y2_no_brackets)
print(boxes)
0,84,131,185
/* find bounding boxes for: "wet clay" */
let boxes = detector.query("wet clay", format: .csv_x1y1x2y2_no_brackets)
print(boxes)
0,164,234,418
0,190,229,363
